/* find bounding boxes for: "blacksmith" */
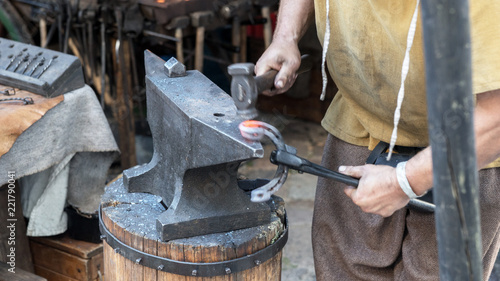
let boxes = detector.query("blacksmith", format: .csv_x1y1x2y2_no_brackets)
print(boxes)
255,0,500,279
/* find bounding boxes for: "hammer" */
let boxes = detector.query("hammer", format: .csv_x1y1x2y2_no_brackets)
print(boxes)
228,54,313,119
219,0,252,63
190,11,214,71
165,16,190,64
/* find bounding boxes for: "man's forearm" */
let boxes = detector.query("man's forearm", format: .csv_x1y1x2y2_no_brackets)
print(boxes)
273,0,315,44
472,89,500,168
406,89,500,195
406,147,433,196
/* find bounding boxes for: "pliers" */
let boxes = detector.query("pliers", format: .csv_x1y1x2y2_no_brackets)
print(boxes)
239,120,435,213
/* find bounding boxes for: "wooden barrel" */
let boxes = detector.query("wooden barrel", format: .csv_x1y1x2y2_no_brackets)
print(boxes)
99,176,287,280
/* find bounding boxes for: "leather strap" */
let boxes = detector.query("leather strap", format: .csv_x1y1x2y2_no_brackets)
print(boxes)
366,141,390,164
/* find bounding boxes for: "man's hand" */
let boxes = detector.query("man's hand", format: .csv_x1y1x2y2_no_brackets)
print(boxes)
253,0,314,95
255,40,302,95
339,164,410,217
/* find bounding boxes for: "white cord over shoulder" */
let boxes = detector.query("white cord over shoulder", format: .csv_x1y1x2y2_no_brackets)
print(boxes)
319,0,331,101
387,0,420,160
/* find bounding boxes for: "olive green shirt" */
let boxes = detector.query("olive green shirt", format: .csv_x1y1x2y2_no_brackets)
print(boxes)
315,0,500,168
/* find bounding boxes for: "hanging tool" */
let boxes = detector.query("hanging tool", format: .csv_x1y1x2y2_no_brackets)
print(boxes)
99,5,108,109
190,11,214,71
87,18,96,87
228,54,313,119
165,16,190,64
219,0,252,63
63,2,72,54
239,120,435,213
253,0,278,48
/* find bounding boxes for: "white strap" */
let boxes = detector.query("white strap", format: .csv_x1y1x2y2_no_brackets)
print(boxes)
319,0,331,101
387,0,421,160
396,161,419,199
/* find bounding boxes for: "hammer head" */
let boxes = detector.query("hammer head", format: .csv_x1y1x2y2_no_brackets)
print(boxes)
190,11,214,27
227,63,259,119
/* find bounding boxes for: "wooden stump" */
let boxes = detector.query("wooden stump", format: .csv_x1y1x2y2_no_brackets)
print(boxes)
100,176,286,281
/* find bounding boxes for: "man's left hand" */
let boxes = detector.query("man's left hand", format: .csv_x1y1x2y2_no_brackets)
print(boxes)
339,164,410,217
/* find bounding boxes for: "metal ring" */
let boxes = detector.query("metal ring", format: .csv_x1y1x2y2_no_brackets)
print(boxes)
99,205,288,277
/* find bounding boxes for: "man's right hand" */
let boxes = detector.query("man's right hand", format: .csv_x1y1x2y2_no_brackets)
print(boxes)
254,39,302,96
254,0,314,95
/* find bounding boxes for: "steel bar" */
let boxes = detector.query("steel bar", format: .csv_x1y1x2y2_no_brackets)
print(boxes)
421,0,482,280
42,21,57,49
142,30,179,42
100,12,106,109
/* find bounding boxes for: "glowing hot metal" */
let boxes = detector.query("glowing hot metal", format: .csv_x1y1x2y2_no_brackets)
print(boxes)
239,120,296,202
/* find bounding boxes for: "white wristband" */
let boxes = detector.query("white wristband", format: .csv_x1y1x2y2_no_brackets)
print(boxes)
396,161,419,199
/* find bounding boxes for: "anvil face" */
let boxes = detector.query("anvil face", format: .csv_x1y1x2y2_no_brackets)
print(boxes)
122,51,270,241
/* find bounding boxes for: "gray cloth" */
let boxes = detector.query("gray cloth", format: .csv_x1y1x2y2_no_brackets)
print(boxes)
312,134,500,281
0,85,119,236
19,154,72,236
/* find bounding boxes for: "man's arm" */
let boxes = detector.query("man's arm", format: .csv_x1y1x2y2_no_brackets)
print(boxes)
407,89,500,193
341,89,500,217
254,0,314,95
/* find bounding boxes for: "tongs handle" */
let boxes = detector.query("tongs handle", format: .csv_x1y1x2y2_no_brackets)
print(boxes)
270,150,359,187
270,150,435,213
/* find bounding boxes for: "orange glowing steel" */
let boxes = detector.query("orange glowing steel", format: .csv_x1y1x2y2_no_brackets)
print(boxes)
156,0,165,3
239,120,265,141
241,120,261,128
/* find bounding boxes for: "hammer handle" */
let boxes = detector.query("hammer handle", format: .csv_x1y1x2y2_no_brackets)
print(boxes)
255,54,313,94
255,69,278,94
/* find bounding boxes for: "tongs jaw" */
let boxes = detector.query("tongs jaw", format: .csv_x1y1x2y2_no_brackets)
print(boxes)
239,120,296,202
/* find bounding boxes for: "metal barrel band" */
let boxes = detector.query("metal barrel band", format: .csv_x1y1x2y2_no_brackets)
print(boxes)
98,205,288,277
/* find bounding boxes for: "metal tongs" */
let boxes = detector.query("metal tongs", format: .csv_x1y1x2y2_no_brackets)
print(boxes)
239,120,435,213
